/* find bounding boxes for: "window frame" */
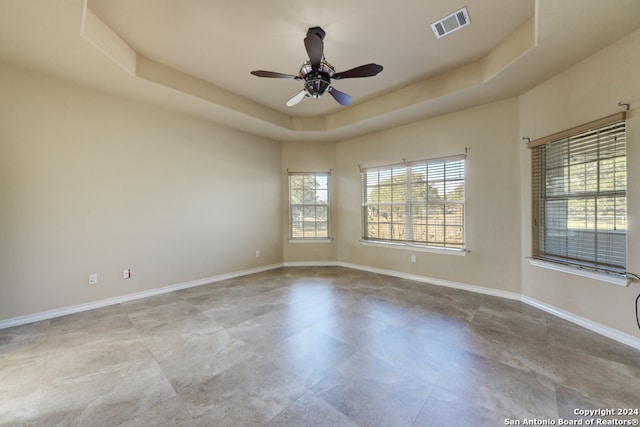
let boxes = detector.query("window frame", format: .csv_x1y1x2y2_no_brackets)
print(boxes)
360,155,466,253
288,171,331,242
528,113,627,283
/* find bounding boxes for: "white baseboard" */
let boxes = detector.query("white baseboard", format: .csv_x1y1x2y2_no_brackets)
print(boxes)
283,261,339,267
338,261,522,301
338,262,640,350
522,296,640,351
0,263,283,330
3,262,639,351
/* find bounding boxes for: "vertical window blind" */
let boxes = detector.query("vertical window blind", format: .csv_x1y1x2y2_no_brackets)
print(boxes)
529,113,627,275
361,156,465,250
288,172,330,239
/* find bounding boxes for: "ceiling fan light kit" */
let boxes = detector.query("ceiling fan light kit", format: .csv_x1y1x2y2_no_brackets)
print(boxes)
251,26,383,107
301,59,334,99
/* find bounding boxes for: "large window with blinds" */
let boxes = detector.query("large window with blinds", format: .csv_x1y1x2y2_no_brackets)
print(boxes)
361,156,465,250
530,113,627,275
289,172,330,240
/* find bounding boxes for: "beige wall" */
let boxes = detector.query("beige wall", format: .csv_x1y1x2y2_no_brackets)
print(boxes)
0,64,282,321
2,29,639,343
519,29,640,338
335,98,522,293
281,141,337,263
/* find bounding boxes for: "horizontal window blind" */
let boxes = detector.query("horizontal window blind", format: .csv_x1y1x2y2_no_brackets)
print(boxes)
289,172,330,239
531,116,626,274
361,156,465,249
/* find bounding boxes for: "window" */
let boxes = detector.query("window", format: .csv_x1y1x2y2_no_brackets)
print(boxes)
530,113,627,275
361,156,465,250
288,172,330,240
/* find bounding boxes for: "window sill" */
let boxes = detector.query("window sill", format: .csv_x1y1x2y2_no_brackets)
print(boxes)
360,240,468,256
289,238,333,244
527,258,630,287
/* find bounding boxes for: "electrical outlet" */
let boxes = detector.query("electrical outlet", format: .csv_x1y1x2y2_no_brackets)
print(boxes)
89,274,98,285
410,255,417,263
255,250,260,257
123,269,131,279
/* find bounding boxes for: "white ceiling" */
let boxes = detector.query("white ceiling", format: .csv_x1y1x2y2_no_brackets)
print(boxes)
1,0,639,142
87,0,533,117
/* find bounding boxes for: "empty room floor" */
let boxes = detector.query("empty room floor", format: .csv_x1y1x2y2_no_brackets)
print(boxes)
2,266,640,426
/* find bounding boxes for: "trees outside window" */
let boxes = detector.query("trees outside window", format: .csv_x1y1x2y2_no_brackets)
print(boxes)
361,157,465,250
531,117,626,274
289,173,330,239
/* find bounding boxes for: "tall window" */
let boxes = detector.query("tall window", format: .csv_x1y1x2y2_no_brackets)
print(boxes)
361,156,465,250
289,172,330,240
530,113,626,275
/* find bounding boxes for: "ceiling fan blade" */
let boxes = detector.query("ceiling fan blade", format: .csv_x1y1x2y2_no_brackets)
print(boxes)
328,87,352,106
304,33,324,69
251,70,301,79
286,89,309,107
333,63,383,80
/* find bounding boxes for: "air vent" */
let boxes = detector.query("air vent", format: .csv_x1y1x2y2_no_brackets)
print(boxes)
431,7,470,39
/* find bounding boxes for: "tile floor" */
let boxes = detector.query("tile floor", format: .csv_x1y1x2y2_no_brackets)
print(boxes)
1,267,640,426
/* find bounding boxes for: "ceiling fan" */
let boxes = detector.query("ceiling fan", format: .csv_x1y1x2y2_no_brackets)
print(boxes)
251,27,383,107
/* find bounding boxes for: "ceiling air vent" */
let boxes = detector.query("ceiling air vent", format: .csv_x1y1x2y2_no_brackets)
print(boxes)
431,7,470,39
